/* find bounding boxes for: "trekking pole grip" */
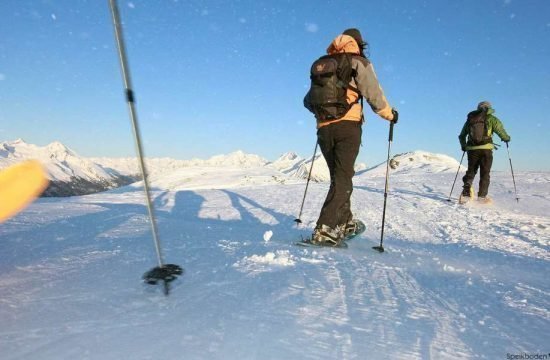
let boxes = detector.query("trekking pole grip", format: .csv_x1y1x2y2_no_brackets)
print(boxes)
389,121,395,142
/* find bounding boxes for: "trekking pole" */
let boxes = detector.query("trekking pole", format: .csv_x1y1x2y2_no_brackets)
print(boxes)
505,142,519,202
373,121,395,253
108,0,182,295
294,141,318,224
447,151,465,202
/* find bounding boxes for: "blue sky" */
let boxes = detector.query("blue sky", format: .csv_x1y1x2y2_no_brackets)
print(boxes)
1,0,549,171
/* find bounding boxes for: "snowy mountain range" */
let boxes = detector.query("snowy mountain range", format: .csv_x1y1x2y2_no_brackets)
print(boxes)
1,139,461,196
0,139,135,196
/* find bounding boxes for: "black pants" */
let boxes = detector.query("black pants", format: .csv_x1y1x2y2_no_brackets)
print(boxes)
316,121,362,229
462,149,493,197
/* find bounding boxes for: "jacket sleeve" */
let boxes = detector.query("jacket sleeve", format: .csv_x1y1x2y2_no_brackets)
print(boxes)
353,58,394,121
458,122,468,148
490,115,511,142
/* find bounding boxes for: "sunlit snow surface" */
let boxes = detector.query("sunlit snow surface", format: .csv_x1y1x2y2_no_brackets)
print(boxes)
1,162,548,359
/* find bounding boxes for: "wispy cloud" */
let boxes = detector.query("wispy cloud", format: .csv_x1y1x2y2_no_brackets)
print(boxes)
305,23,318,33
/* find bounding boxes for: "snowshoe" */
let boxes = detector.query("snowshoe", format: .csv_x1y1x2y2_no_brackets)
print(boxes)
296,224,345,248
477,196,493,205
458,194,471,204
296,236,348,248
343,219,366,241
296,220,366,248
459,186,474,204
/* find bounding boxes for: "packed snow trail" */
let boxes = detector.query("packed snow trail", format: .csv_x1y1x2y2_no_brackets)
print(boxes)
0,171,548,359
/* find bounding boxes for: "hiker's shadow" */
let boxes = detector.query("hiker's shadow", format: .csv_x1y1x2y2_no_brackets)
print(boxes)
168,189,299,246
0,199,156,271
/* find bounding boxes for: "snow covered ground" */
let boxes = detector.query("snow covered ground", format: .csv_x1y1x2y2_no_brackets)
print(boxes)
1,157,548,359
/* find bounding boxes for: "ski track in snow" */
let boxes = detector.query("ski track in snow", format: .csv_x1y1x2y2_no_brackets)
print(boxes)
0,172,548,359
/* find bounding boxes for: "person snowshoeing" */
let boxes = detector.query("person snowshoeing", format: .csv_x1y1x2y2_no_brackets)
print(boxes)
458,101,511,204
303,28,397,246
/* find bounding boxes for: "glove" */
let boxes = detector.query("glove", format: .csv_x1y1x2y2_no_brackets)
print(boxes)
461,146,466,152
391,108,399,123
504,138,510,144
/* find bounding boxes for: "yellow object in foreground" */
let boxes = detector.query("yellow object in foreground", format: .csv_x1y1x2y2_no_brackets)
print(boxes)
0,160,49,223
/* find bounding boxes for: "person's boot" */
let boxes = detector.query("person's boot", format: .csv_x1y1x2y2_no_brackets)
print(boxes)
459,186,474,204
311,224,344,246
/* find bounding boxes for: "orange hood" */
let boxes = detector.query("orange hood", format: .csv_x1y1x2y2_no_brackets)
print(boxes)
315,33,394,127
326,34,361,55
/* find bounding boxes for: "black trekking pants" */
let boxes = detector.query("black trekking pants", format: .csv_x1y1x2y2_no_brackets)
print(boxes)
462,149,493,197
316,121,362,229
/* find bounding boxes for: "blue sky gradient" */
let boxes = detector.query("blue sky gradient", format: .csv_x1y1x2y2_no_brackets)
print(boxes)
1,0,549,170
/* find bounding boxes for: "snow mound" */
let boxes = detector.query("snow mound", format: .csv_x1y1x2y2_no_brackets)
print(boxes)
286,153,367,182
205,150,268,168
268,151,303,172
289,153,331,182
362,150,465,177
263,230,273,242
233,250,296,275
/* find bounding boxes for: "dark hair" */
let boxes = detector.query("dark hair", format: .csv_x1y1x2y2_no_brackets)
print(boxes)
361,40,370,58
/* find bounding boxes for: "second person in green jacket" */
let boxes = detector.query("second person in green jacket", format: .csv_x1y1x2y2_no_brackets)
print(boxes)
458,101,511,204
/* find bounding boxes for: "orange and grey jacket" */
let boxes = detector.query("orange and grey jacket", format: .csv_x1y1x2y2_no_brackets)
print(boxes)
304,34,394,128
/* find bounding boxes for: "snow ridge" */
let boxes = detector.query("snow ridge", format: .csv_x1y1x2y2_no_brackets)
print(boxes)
2,140,468,195
362,150,465,177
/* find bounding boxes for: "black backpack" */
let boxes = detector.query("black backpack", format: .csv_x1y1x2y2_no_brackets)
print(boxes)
305,53,360,122
467,110,492,146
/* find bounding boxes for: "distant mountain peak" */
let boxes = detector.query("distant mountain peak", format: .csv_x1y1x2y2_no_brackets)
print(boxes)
206,150,268,167
0,139,120,196
269,151,303,172
46,141,76,158
278,151,299,161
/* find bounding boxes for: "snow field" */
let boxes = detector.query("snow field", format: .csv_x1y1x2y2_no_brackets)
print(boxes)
0,166,548,359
